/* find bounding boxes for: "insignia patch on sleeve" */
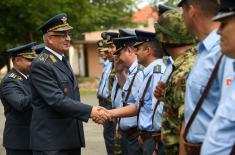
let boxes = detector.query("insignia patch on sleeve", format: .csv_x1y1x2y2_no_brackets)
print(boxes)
38,53,48,62
153,65,161,73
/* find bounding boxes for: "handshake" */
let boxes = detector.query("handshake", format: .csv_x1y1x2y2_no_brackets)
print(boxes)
90,106,114,124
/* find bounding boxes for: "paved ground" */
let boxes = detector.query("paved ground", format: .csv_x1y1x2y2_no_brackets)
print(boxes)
0,94,106,155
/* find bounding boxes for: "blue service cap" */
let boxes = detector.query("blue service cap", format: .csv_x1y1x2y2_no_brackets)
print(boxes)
112,36,137,55
38,13,73,34
7,42,37,59
134,30,156,47
118,29,136,37
33,43,45,54
213,0,235,21
101,32,119,45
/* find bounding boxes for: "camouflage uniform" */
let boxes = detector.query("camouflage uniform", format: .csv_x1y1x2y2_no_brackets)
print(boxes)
162,47,196,154
155,10,197,155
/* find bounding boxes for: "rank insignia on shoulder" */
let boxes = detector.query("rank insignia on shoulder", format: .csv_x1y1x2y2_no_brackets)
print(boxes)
49,54,57,63
38,53,48,62
17,76,23,81
153,65,161,73
8,73,17,79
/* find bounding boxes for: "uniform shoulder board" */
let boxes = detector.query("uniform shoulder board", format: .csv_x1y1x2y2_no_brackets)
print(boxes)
38,53,48,62
137,64,144,71
8,73,17,79
153,65,161,73
49,54,57,63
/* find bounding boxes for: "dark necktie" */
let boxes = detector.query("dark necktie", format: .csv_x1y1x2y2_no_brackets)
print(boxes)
62,57,73,76
62,57,71,70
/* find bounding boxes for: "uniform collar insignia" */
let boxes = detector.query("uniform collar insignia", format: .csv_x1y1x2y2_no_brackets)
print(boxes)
17,76,23,81
49,54,57,63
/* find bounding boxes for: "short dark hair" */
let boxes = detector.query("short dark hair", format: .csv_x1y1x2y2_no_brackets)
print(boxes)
185,0,219,17
142,41,163,58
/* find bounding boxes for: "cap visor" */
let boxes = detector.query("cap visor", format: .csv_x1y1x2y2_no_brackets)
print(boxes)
213,12,235,21
113,47,122,55
99,48,108,52
133,41,144,47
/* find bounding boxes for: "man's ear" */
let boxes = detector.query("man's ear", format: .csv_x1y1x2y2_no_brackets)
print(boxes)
127,47,135,55
188,4,196,18
47,36,54,45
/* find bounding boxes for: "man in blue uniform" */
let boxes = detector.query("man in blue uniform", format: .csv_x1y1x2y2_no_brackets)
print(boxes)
109,36,144,155
134,30,166,155
0,42,37,155
201,1,235,154
30,13,109,155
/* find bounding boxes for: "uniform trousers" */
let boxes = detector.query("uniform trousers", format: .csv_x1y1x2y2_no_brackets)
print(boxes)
6,149,33,155
33,149,81,155
142,138,156,155
121,135,142,155
99,99,115,155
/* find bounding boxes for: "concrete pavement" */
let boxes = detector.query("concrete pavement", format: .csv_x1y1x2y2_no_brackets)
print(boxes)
0,94,107,155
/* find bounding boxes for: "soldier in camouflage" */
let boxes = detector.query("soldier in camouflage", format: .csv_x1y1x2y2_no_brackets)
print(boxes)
154,10,197,155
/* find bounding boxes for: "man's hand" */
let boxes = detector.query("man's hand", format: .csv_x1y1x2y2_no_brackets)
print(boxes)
154,81,166,101
90,106,112,124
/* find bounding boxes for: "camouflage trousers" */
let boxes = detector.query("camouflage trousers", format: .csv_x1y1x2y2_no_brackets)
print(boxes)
114,138,122,155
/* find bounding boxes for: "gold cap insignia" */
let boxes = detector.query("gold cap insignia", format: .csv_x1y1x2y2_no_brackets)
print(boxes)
61,16,67,24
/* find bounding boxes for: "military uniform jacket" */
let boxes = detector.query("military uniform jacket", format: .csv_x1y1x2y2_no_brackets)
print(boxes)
30,49,92,150
0,68,32,150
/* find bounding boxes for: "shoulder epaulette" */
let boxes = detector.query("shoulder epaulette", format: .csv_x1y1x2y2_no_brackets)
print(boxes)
49,54,57,63
8,73,23,81
38,53,48,62
153,65,162,73
8,73,17,79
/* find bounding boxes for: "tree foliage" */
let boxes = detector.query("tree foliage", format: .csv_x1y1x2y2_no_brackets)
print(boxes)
0,0,135,67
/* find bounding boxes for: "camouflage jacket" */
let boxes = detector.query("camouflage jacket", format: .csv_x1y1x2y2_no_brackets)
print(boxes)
161,47,197,146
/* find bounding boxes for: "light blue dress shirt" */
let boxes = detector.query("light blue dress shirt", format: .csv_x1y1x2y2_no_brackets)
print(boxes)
201,58,235,155
137,59,166,131
97,61,113,98
184,30,223,143
111,76,122,108
119,60,144,130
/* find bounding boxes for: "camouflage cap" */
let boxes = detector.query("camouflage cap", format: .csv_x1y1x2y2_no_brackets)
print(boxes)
155,10,196,45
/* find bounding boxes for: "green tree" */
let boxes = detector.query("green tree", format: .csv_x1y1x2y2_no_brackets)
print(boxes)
0,0,135,68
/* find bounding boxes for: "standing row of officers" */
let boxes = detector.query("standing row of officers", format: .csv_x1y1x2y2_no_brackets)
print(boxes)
0,0,235,155
96,0,235,155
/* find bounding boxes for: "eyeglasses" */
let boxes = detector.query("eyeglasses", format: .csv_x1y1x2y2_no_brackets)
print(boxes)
49,32,72,38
